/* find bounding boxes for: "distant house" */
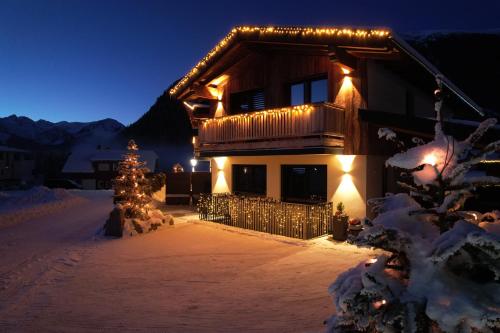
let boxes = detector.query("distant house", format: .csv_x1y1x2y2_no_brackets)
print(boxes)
0,146,35,188
62,148,158,189
171,25,487,219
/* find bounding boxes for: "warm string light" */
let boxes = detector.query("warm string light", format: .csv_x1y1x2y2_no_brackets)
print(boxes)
201,104,314,127
169,26,391,96
198,193,333,239
113,140,151,219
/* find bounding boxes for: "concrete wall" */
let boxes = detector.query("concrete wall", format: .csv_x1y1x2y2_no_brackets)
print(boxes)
210,154,370,219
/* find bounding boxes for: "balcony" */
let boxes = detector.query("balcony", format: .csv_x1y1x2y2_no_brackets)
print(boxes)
196,102,345,156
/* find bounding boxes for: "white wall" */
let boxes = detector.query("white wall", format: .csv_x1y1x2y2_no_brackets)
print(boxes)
211,154,369,219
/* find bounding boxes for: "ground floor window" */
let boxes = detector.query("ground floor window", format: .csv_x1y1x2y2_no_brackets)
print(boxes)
281,165,327,203
97,179,112,190
232,164,266,196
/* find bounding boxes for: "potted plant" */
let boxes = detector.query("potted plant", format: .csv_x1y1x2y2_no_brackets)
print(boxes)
330,202,349,241
347,217,363,238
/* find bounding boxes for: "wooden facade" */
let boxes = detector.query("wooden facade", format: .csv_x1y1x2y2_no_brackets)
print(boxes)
171,26,484,219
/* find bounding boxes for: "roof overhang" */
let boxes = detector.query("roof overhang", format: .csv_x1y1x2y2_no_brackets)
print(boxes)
170,25,484,117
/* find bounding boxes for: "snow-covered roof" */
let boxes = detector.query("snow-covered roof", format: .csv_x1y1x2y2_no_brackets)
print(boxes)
0,145,30,153
62,149,158,173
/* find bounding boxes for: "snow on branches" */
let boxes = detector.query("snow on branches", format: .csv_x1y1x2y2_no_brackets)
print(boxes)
327,81,500,333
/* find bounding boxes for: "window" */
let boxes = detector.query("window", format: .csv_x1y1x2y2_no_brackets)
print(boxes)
311,78,328,103
290,76,328,105
281,165,327,203
232,164,266,196
97,163,110,171
291,83,305,106
97,180,112,190
230,89,265,114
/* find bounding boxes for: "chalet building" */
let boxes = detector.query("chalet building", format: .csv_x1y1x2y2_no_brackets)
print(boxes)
171,26,485,219
0,146,35,188
62,148,158,190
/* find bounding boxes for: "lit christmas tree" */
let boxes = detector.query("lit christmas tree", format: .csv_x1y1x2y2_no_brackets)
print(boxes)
113,140,151,219
327,77,500,332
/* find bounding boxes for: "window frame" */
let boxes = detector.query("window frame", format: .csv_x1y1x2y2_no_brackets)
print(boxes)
232,164,267,196
281,164,327,204
289,74,328,106
229,88,266,114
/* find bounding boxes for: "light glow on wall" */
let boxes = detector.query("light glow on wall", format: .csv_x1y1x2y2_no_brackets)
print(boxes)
213,157,230,193
214,156,227,171
334,75,355,107
337,155,356,172
207,75,228,118
213,170,230,193
332,174,364,218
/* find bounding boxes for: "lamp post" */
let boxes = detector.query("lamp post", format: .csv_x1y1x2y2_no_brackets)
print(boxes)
190,158,198,173
189,158,198,206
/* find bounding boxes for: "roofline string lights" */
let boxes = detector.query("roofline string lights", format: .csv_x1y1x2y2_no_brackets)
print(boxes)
169,26,391,97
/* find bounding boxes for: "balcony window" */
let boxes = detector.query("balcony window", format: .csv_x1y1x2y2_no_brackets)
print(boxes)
281,165,327,204
230,89,265,114
232,164,266,196
290,75,328,105
291,83,305,106
311,78,328,103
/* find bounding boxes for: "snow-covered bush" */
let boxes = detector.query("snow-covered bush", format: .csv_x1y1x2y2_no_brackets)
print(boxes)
122,208,173,237
327,79,500,332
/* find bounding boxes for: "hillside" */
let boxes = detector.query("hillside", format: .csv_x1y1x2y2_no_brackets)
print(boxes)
0,115,124,150
407,32,500,114
121,87,192,145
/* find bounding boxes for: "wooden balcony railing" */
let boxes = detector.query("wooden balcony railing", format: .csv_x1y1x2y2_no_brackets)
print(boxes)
198,103,344,145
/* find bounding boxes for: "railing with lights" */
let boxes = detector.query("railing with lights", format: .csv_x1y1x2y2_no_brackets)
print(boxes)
198,193,334,240
198,103,344,145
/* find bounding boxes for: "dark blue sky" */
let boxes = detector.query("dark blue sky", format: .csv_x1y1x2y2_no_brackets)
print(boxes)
1,0,499,125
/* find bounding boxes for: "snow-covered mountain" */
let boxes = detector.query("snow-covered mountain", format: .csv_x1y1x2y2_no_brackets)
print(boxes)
0,114,124,148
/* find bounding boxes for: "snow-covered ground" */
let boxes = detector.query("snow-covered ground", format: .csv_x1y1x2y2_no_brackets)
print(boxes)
0,190,374,332
0,186,86,229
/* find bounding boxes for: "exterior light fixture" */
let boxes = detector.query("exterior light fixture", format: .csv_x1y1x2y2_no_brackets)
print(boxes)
337,155,356,173
422,153,437,166
190,158,198,172
341,67,351,75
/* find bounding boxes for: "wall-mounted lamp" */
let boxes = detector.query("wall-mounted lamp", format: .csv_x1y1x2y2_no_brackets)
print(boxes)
214,156,227,172
337,155,356,173
341,67,351,76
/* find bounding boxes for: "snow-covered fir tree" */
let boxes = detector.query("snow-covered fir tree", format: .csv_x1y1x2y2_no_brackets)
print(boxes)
113,140,151,219
327,77,500,333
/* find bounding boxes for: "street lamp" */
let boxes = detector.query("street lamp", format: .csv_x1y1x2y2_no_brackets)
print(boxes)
190,158,198,172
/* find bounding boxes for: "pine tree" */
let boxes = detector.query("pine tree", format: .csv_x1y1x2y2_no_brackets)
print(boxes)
113,140,151,219
327,77,500,333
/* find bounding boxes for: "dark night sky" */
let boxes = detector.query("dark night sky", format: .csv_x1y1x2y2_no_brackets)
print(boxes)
1,0,499,125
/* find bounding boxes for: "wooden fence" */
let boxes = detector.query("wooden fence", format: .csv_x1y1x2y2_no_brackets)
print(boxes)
165,172,211,205
198,193,334,239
